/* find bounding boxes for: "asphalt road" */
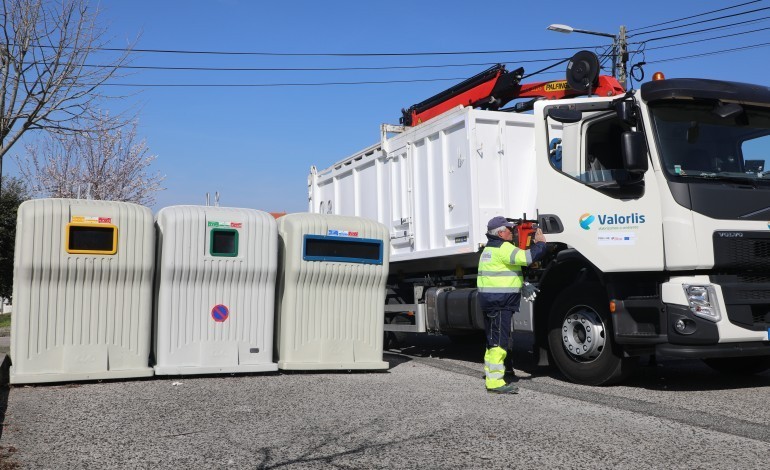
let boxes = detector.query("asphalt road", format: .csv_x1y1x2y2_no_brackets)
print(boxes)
2,333,770,469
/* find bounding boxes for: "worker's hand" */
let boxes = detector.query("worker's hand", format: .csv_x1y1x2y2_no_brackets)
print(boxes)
522,282,539,302
534,228,546,243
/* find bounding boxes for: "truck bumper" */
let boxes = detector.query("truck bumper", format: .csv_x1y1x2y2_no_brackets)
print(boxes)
655,341,770,358
612,298,770,358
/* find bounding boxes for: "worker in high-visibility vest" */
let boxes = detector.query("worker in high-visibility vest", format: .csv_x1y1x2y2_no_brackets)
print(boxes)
477,216,547,394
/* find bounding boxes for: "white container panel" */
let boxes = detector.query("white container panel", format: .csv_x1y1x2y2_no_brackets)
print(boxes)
10,199,155,384
276,213,389,370
335,169,355,216
388,149,413,257
154,206,278,375
376,157,392,230
356,160,379,218
315,177,333,215
412,137,431,251
503,118,538,219
444,120,473,246
473,118,506,214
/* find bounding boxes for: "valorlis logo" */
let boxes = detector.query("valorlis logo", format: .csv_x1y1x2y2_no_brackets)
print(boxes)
597,213,646,225
579,213,595,230
579,212,646,230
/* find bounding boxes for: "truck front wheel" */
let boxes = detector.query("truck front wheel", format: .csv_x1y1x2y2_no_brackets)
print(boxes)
547,282,636,385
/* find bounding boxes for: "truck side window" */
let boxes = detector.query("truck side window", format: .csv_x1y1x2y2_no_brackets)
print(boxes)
551,113,644,199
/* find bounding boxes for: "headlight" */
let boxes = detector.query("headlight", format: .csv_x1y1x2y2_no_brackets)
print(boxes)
683,285,721,322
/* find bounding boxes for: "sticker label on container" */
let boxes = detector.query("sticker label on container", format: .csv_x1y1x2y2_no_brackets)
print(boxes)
208,221,242,229
211,304,229,322
71,216,112,224
327,229,359,237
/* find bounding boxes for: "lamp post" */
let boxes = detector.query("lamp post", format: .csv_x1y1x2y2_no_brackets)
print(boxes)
547,23,627,89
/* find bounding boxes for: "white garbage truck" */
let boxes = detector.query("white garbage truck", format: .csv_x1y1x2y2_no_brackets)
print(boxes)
308,51,770,385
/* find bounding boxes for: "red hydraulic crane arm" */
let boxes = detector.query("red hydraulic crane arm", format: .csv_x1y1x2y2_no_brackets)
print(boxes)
515,75,625,100
401,64,625,127
400,64,508,127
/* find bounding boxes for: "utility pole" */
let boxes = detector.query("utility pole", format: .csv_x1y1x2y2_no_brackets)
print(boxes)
617,25,628,90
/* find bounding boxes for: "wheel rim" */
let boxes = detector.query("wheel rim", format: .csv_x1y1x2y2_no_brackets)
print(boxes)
560,305,606,362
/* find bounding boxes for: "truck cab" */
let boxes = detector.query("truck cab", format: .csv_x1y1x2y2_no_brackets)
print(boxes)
534,78,770,384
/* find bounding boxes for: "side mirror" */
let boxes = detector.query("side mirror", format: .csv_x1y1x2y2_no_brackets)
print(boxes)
622,131,648,174
547,108,582,124
615,101,636,125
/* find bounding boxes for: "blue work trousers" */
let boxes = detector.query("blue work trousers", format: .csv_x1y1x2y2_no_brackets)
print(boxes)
484,309,514,350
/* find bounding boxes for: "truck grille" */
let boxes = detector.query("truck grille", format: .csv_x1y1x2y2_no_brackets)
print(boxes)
711,273,770,331
737,290,770,301
738,274,770,283
752,306,770,325
713,231,770,270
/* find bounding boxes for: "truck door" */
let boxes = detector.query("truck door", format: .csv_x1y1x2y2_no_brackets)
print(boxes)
535,105,664,272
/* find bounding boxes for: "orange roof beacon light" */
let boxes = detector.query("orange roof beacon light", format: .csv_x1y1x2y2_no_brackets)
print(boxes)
652,71,666,81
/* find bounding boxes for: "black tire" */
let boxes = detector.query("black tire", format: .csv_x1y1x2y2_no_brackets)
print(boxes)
547,282,637,385
703,356,770,375
385,314,413,349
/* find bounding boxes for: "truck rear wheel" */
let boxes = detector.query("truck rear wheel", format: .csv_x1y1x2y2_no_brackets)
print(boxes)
703,356,770,375
547,282,636,385
385,314,413,349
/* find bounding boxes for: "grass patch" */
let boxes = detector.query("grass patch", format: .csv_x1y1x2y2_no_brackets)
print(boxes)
0,314,10,329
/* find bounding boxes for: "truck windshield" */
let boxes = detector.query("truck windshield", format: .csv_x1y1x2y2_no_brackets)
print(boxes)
648,100,770,184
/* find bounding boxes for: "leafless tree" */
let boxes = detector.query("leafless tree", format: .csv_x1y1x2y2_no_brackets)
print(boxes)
0,0,130,193
16,115,165,206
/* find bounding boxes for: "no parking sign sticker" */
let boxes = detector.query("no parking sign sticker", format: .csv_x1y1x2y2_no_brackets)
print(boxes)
211,304,229,322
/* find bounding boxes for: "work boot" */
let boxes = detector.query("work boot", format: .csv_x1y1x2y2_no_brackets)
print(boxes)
486,383,519,394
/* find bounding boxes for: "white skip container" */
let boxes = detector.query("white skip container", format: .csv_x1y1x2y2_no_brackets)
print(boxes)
10,199,155,384
153,206,278,375
308,106,543,270
275,213,389,370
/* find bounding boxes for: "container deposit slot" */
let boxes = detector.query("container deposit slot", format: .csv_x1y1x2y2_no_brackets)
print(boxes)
303,235,382,264
210,228,239,257
66,223,118,255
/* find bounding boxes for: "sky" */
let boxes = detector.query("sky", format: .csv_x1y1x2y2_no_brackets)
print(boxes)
7,0,770,212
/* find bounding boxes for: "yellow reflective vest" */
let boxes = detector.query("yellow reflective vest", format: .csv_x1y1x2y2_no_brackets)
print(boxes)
477,237,546,311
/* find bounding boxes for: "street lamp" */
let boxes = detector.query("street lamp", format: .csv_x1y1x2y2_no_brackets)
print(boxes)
547,24,616,39
547,23,625,87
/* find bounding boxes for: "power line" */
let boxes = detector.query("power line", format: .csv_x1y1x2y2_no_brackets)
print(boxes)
643,25,770,51
81,56,575,73
632,14,770,43
521,58,572,80
99,77,480,87
97,70,566,88
646,40,770,63
629,5,770,37
90,44,598,57
628,0,764,32
94,37,767,89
